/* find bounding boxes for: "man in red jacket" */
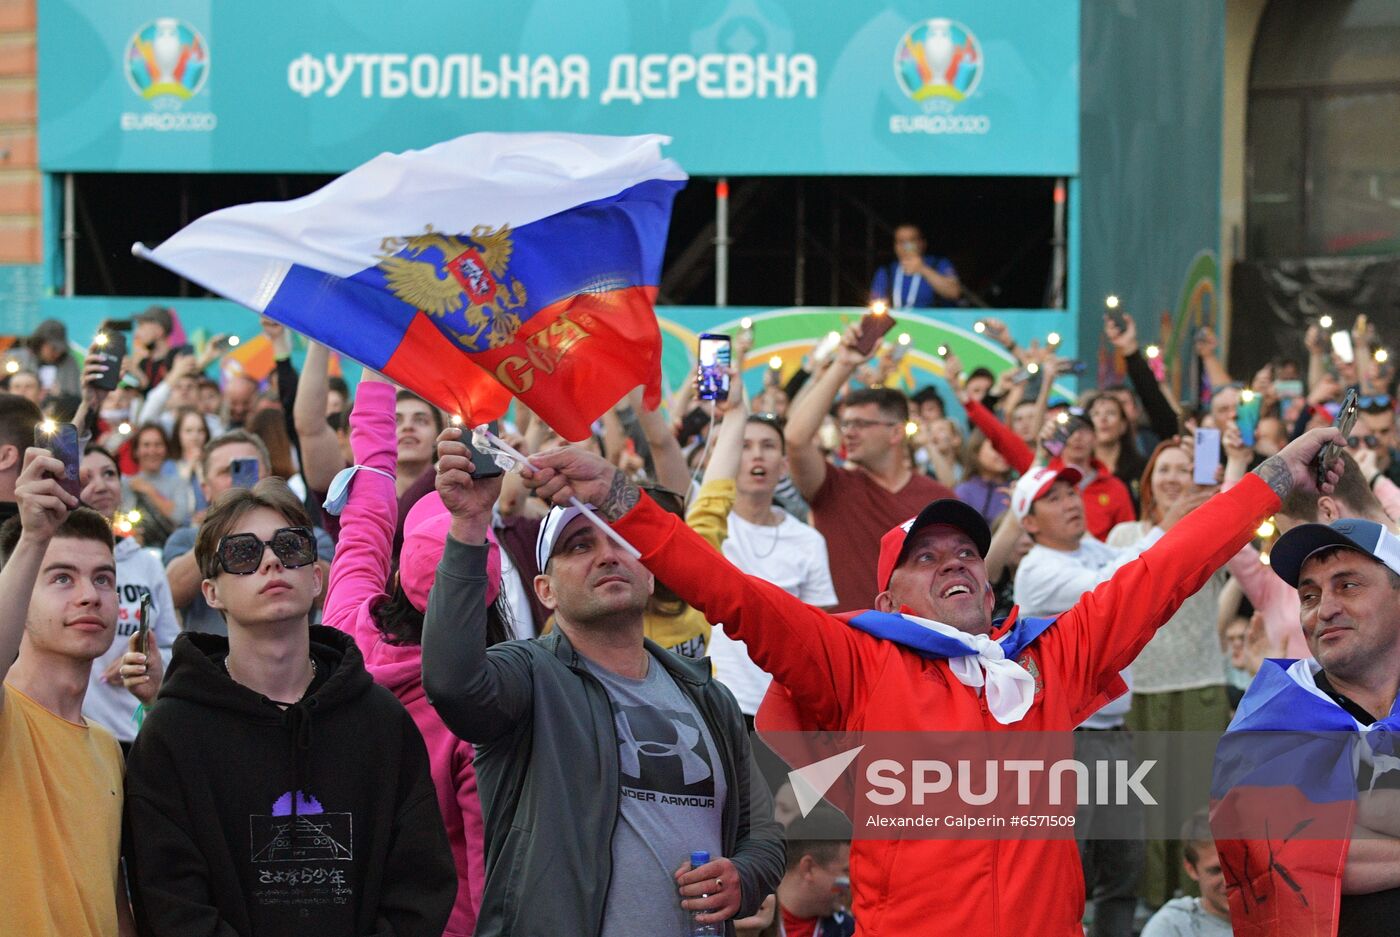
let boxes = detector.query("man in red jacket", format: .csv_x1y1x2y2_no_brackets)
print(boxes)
521,427,1342,936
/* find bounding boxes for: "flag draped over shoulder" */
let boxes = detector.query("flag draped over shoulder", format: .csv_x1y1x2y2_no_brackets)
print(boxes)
136,133,687,440
1208,657,1400,937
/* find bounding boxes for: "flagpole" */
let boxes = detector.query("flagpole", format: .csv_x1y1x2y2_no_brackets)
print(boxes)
477,428,642,560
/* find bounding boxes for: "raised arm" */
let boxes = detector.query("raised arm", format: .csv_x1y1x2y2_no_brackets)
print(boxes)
0,449,81,704
633,392,692,497
521,447,873,729
291,342,348,494
783,324,872,500
321,379,398,647
421,428,535,744
962,395,1034,474
1107,312,1181,442
1047,428,1343,719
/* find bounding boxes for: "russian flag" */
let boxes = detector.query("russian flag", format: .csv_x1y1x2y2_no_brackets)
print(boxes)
135,133,687,440
1209,658,1386,937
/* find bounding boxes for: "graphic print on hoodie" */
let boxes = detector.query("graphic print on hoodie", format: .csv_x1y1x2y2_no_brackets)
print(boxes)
122,626,456,937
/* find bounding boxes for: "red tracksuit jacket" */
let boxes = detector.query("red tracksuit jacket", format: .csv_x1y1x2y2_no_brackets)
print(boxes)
614,474,1279,936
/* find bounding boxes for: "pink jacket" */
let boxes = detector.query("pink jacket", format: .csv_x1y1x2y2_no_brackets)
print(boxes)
322,380,483,936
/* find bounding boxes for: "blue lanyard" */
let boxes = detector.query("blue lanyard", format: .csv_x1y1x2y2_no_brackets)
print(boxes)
892,265,921,309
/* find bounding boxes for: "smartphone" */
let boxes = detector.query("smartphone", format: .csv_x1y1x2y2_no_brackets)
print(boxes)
466,434,504,479
136,592,153,648
811,331,842,364
1318,388,1358,487
1274,379,1303,399
1043,414,1073,458
1331,331,1355,364
1193,428,1222,486
696,333,731,402
1236,394,1262,447
1058,360,1089,376
100,318,134,333
854,310,898,356
89,329,127,392
1107,307,1127,334
35,422,81,500
229,458,260,490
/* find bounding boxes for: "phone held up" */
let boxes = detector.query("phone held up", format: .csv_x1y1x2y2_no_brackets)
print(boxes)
697,333,732,402
35,421,82,500
89,329,128,392
1317,388,1358,488
137,592,153,648
1193,428,1222,486
855,302,898,356
229,458,261,490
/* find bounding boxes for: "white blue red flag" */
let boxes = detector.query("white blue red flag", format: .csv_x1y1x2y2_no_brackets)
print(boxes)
135,133,687,440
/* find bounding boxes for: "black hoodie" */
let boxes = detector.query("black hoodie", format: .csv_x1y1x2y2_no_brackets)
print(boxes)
123,626,456,937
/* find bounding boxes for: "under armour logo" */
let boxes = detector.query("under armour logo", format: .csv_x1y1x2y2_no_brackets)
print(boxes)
615,710,712,785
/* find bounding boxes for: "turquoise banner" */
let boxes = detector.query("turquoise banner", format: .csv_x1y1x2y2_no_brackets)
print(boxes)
38,0,1078,176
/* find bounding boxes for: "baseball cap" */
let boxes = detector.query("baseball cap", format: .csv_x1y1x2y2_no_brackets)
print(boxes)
1270,518,1400,588
876,500,991,593
400,492,501,612
535,503,594,572
1010,466,1084,521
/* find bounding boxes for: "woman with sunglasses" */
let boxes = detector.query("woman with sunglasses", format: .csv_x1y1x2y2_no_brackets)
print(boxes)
121,475,456,936
319,375,514,937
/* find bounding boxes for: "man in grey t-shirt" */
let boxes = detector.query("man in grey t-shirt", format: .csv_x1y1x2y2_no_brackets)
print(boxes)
421,429,783,937
584,659,728,936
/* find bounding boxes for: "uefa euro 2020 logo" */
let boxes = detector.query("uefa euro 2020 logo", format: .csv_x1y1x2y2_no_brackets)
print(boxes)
125,18,209,101
894,18,982,109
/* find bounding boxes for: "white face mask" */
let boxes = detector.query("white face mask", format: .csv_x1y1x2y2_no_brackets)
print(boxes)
320,464,395,516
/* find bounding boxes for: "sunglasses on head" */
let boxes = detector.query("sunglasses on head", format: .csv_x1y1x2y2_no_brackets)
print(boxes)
216,526,317,575
1359,394,1393,413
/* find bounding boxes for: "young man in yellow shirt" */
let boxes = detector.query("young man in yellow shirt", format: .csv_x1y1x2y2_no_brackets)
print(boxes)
0,446,158,936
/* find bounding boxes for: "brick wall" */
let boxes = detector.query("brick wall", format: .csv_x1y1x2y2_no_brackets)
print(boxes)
0,0,38,264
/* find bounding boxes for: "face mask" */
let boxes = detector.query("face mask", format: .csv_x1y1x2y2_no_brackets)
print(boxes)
321,464,396,516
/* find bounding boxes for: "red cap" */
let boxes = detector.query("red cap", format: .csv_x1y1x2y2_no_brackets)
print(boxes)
875,499,992,595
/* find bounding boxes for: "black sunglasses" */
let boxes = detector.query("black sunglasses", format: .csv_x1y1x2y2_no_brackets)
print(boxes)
216,526,317,575
1347,435,1383,450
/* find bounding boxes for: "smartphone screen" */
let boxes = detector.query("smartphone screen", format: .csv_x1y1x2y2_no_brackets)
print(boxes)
1193,428,1222,486
229,458,260,489
697,334,731,402
1236,395,1262,447
1331,331,1355,364
855,311,898,356
35,422,81,499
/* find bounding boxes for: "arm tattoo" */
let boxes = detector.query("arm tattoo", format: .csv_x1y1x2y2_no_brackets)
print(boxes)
597,470,641,522
1251,455,1294,500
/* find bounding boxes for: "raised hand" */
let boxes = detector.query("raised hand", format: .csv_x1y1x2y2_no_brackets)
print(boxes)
520,446,636,521
1103,312,1139,356
14,447,79,543
1251,426,1345,500
434,427,504,541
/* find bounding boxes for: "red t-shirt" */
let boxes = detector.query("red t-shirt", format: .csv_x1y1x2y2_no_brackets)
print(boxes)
810,464,956,611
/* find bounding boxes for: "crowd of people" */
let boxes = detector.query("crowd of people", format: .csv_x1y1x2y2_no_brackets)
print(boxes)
2,263,1398,937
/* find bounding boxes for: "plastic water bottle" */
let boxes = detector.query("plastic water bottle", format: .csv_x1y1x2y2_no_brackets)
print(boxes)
688,850,722,937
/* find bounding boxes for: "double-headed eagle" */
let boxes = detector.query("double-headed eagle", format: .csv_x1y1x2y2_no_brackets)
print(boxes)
378,224,528,350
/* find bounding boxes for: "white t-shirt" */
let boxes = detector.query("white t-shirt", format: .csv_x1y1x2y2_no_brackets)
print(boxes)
713,508,837,715
83,538,180,742
1108,520,1232,694
1014,531,1160,728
